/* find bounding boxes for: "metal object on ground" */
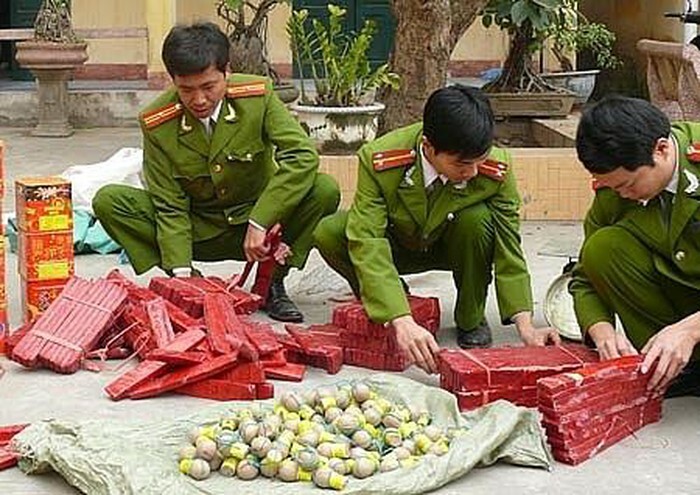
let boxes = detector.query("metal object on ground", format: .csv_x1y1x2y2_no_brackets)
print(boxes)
544,271,582,342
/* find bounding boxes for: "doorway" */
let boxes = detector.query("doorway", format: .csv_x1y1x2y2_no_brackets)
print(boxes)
1,0,42,80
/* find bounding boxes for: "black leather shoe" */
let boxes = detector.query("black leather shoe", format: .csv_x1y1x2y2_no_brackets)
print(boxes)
264,279,304,323
457,321,492,349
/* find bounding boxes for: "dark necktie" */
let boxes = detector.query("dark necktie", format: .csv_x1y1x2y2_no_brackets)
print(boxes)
208,117,217,136
426,179,444,210
658,190,674,228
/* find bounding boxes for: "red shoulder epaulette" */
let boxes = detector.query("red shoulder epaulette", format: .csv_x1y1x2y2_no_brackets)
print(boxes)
141,103,183,130
686,143,700,162
372,149,417,171
226,82,267,98
477,159,508,181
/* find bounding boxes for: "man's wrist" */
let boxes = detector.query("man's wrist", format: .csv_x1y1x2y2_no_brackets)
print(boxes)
248,219,266,232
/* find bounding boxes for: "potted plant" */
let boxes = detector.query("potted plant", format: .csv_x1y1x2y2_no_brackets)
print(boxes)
216,0,299,103
540,0,621,105
286,4,400,153
14,0,88,137
480,0,576,118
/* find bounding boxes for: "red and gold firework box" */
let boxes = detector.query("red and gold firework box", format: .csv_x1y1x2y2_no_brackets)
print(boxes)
15,177,72,233
18,230,74,281
20,276,71,323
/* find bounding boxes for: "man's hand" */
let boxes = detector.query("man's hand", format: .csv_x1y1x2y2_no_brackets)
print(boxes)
513,311,561,346
641,319,700,393
244,224,270,262
391,315,440,374
519,326,561,346
588,321,638,360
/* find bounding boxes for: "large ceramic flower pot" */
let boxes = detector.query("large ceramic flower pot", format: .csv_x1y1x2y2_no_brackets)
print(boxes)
541,70,600,105
290,102,385,154
15,41,89,137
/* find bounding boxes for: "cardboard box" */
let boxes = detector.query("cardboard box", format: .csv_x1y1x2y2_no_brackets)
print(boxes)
15,177,72,233
20,276,70,323
18,231,74,281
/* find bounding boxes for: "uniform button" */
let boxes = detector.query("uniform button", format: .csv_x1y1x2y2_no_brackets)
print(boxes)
220,187,227,195
446,212,455,222
245,152,253,160
675,250,686,262
213,164,223,173
226,154,234,161
227,215,234,223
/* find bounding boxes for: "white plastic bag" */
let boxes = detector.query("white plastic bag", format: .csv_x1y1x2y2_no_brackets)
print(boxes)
60,148,144,213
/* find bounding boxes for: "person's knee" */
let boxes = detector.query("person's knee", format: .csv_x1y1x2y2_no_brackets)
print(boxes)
311,173,341,214
313,212,347,252
92,184,121,220
453,203,494,242
581,226,635,277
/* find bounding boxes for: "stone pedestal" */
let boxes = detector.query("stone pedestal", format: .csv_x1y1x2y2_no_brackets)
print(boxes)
29,68,74,137
15,41,88,138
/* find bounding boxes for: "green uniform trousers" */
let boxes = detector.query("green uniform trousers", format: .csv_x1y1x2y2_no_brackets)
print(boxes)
94,173,340,275
580,225,700,358
313,202,495,330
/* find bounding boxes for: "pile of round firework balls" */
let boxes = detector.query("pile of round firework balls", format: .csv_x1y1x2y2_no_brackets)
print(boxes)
178,380,464,490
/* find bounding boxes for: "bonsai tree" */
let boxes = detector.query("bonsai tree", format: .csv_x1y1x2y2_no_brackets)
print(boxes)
286,4,400,107
216,0,289,83
33,0,79,42
547,0,621,72
481,0,619,93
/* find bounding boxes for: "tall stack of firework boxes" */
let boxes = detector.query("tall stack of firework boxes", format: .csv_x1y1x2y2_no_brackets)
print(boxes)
15,176,73,324
0,143,7,353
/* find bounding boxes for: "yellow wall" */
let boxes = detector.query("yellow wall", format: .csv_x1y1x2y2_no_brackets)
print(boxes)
452,22,509,63
72,0,148,65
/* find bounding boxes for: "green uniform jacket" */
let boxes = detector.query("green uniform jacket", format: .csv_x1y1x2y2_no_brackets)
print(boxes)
140,74,319,270
571,122,700,332
346,122,533,324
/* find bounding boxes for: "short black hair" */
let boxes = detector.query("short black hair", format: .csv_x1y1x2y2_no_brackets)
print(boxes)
162,22,229,77
576,95,671,174
423,84,494,160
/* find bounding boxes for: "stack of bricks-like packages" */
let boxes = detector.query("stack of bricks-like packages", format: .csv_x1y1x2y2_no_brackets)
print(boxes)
537,355,663,465
0,142,7,354
15,177,74,323
281,296,440,372
438,345,599,410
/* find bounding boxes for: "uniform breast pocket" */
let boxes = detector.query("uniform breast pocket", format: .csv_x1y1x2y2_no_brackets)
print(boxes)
173,174,216,202
224,141,266,165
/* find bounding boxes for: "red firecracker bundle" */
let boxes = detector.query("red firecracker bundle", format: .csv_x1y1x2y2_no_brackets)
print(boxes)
438,344,599,410
149,276,263,318
335,296,440,371
281,324,344,374
537,355,663,465
9,277,127,373
0,423,28,471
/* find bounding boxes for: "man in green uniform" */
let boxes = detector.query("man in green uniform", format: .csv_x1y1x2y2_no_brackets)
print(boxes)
93,22,340,322
571,96,700,395
314,85,559,374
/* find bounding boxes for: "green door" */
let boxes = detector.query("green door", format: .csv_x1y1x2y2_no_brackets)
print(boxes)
9,0,43,80
291,0,395,76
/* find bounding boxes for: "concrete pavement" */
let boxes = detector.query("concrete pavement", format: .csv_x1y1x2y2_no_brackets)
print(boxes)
0,127,698,494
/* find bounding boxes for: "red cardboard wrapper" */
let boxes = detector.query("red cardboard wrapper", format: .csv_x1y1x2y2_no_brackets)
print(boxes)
15,177,72,233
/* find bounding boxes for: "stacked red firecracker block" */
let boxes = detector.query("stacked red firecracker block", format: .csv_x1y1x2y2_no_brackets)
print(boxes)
15,177,74,324
0,142,7,354
103,266,301,402
438,345,599,410
280,296,440,373
0,424,28,471
537,355,663,465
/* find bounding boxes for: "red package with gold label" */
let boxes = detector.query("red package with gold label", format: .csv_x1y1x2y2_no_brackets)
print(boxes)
20,277,70,323
15,177,72,233
0,232,6,354
18,231,74,281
